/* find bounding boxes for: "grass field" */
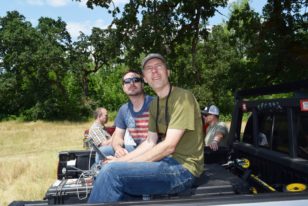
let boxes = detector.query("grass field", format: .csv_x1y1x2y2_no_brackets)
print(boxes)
0,120,95,206
0,120,237,206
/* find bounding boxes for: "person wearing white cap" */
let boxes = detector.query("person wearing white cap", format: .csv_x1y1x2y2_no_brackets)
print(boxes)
202,105,229,151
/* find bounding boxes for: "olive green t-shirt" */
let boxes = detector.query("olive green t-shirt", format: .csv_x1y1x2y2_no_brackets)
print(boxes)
148,87,204,177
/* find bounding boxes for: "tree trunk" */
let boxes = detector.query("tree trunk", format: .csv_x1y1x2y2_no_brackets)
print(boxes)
191,7,201,84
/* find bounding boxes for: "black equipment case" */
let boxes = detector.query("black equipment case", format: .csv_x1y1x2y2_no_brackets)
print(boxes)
44,178,93,204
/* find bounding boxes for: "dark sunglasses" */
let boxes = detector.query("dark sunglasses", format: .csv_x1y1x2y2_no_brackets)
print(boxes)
123,77,143,85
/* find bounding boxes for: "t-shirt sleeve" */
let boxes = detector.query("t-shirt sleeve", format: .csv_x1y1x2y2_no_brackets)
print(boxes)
114,105,127,129
216,122,228,136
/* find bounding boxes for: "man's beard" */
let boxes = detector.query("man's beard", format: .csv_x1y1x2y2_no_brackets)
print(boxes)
127,90,144,97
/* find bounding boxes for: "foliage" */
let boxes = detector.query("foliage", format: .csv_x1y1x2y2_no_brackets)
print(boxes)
1,0,308,120
257,0,308,83
73,0,228,82
228,0,308,88
0,11,84,120
71,27,121,97
0,11,37,117
0,73,19,119
174,25,238,113
89,65,128,111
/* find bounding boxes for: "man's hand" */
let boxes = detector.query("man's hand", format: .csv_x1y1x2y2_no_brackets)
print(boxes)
209,133,224,151
115,147,128,157
103,155,118,164
209,140,219,151
101,138,112,146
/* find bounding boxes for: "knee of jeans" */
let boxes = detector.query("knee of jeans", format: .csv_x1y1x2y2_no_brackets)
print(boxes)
101,162,126,178
100,162,115,173
99,146,115,156
97,164,120,185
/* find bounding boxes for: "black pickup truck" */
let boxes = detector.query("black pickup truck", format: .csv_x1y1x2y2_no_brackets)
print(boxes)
10,80,308,206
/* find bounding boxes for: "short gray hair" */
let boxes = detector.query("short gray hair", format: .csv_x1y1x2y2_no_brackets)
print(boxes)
94,107,106,119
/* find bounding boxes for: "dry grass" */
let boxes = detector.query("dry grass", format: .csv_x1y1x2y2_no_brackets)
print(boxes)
0,120,96,206
0,120,237,206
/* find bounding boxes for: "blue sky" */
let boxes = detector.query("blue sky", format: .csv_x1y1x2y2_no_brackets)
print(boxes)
0,0,267,40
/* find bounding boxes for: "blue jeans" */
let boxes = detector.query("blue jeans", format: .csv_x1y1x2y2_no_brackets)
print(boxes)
95,145,136,164
88,157,195,203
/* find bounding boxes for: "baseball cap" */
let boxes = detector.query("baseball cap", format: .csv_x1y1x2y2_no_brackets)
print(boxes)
141,53,166,68
201,105,220,116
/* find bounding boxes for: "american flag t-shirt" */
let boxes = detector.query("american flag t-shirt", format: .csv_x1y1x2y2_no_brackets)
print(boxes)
127,111,150,145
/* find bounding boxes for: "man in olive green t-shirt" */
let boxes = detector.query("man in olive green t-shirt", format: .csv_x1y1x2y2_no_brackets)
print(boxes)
148,86,204,176
88,53,204,203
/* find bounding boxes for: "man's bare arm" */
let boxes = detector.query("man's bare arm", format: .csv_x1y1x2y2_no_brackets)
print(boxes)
111,127,126,157
208,132,224,151
131,128,185,162
113,131,158,162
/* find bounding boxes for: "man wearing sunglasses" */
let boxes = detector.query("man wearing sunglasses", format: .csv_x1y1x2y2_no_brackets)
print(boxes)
88,54,204,203
95,70,153,163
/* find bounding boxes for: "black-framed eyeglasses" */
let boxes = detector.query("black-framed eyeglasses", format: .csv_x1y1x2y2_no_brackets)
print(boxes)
123,77,143,85
143,63,165,73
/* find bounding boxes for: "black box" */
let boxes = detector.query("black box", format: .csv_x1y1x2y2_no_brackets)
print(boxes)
57,150,96,180
44,178,93,204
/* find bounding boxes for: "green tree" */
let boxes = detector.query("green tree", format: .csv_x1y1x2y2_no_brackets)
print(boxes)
27,17,74,120
73,0,228,85
257,0,308,84
0,11,77,120
228,0,308,88
192,25,238,113
90,65,127,111
0,11,39,118
227,0,262,90
71,28,121,97
162,24,238,114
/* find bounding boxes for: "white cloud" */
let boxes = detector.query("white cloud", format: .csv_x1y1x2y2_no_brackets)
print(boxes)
93,19,107,28
228,0,237,4
114,0,129,6
26,0,44,6
47,0,70,7
66,19,108,40
26,0,70,7
77,0,88,8
206,25,213,32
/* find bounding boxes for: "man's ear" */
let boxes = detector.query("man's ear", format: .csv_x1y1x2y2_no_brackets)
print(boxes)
143,77,148,84
167,69,171,77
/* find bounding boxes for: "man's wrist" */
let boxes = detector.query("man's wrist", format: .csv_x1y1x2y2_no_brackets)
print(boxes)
212,139,219,144
114,145,123,151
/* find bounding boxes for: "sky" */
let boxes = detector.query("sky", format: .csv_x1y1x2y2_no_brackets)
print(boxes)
0,0,267,41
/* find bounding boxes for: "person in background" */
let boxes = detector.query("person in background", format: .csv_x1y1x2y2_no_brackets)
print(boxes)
87,107,112,163
88,53,204,203
96,69,153,162
202,105,229,151
88,107,112,147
